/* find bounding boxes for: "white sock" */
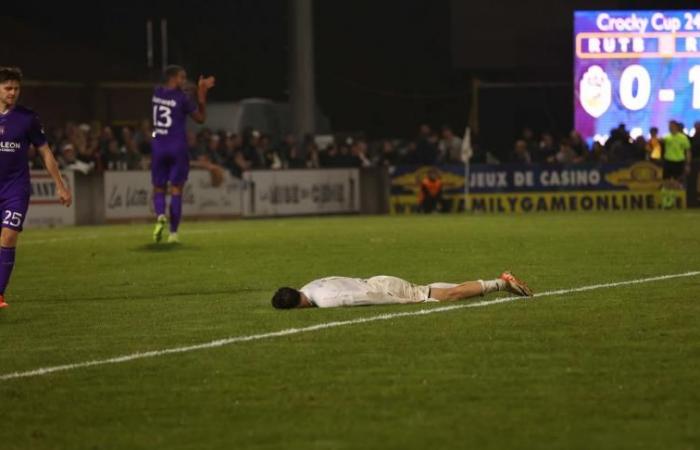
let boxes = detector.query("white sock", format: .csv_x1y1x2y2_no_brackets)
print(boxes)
478,279,506,295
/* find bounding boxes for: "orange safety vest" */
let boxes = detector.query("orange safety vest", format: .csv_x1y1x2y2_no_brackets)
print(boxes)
418,177,443,202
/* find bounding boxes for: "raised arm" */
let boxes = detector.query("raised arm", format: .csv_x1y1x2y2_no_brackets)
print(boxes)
190,75,215,124
37,144,72,207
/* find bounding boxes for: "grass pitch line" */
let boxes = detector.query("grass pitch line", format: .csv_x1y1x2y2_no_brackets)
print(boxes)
1,270,698,381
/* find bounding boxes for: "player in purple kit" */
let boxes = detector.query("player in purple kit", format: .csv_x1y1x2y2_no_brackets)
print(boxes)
0,67,71,308
151,65,215,243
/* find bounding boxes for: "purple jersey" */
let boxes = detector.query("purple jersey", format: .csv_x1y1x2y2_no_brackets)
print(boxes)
0,105,46,197
151,86,197,151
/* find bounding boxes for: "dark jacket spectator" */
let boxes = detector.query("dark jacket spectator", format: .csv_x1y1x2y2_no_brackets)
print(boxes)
241,128,266,169
415,124,438,165
691,121,700,161
376,140,399,167
510,139,532,164
320,144,342,168
533,132,557,163
570,131,589,157
103,139,127,171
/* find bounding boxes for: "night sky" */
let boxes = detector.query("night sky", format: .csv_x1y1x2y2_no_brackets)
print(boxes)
4,0,699,140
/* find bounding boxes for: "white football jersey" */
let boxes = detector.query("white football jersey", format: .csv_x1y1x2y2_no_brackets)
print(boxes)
299,276,436,308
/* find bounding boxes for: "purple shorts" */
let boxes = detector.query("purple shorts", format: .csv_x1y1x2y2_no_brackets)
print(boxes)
0,193,30,232
151,148,189,187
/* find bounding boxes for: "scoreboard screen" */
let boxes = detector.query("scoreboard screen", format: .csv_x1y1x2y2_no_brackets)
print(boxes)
574,10,700,142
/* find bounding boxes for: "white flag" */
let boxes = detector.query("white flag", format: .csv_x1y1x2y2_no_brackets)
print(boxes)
461,126,473,162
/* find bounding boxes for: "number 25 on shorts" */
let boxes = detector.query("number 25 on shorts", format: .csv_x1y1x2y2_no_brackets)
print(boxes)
2,211,23,228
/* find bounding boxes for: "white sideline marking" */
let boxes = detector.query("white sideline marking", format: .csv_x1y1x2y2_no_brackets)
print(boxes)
1,271,698,381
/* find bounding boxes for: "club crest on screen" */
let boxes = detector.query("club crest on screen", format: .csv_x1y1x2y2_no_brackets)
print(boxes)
579,65,612,118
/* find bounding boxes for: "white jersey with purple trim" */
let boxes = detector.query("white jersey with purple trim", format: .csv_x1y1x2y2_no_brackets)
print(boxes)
299,276,450,308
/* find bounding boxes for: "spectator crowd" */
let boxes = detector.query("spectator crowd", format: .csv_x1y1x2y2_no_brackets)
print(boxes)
38,119,700,178
508,122,700,166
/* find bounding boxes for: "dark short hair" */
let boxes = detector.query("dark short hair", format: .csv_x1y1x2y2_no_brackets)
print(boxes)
0,67,23,84
163,65,185,82
272,287,301,309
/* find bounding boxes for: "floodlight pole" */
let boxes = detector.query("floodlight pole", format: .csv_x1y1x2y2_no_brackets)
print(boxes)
290,0,316,142
146,20,154,69
160,19,168,69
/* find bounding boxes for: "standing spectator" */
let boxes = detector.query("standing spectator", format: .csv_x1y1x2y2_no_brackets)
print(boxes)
48,126,66,153
260,135,283,169
534,132,557,163
136,119,153,155
104,139,127,170
131,119,147,143
401,141,418,165
352,139,372,168
415,124,438,165
510,139,532,164
691,121,700,161
521,127,539,155
204,134,224,165
631,136,648,161
606,123,634,162
662,120,691,184
124,137,142,170
99,126,116,154
78,136,100,171
570,130,589,157
376,140,399,167
186,130,203,161
229,147,252,178
549,139,577,164
660,120,692,208
438,125,463,164
286,145,306,168
320,143,341,168
646,127,663,161
221,133,241,171
58,143,78,168
589,141,608,163
306,143,320,168
278,133,297,163
337,141,355,167
241,128,266,168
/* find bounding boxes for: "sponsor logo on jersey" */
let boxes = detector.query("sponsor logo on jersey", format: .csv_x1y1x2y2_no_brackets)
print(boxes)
152,96,177,107
0,141,20,152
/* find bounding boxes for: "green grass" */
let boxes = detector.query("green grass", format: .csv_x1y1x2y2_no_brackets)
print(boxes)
1,212,699,450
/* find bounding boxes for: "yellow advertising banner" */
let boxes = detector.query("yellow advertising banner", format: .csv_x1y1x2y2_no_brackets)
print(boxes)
390,190,686,214
390,161,687,214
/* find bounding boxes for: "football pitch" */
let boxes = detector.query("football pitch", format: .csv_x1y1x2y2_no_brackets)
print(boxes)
1,211,699,450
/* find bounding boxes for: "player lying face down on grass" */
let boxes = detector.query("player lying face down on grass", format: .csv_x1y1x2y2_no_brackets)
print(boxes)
271,272,532,309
